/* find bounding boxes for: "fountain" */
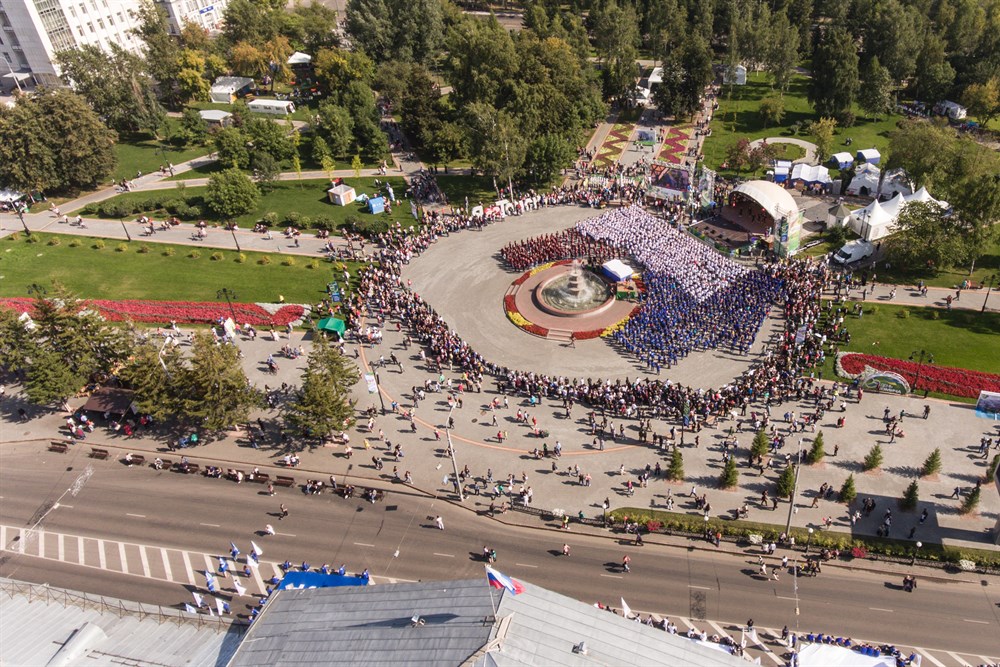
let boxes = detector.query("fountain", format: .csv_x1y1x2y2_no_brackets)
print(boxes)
535,259,614,316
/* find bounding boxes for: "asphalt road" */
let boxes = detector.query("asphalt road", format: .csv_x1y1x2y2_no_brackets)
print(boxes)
1,447,998,659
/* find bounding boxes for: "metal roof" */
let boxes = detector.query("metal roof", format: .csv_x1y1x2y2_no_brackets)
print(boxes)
0,578,243,666
229,578,744,667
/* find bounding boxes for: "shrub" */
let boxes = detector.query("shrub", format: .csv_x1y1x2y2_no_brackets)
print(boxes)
235,253,247,264
807,432,825,464
47,237,61,246
116,242,129,252
283,211,302,226
775,464,796,498
210,251,225,261
930,310,941,320
869,305,879,315
900,479,919,511
137,244,151,253
350,214,392,236
162,198,184,214
961,486,981,514
667,448,684,481
719,457,739,489
296,215,312,228
25,234,41,244
282,257,296,266
921,448,942,477
258,255,271,265
986,454,999,482
262,212,278,226
312,215,335,231
68,239,81,247
307,259,320,270
162,246,175,256
751,429,770,459
93,239,106,249
188,250,200,259
863,443,883,471
897,309,910,319
839,474,857,504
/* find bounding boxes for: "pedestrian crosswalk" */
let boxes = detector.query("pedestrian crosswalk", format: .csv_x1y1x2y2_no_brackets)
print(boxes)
0,524,406,602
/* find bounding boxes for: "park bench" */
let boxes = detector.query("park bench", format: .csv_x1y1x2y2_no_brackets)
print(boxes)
122,454,145,467
174,462,200,474
49,442,69,453
152,457,172,470
274,475,295,488
90,448,110,460
252,473,270,484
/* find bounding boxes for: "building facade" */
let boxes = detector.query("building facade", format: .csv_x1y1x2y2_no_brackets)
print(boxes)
156,0,227,35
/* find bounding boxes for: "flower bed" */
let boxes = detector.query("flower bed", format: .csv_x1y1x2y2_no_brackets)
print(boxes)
835,351,1000,398
0,297,307,327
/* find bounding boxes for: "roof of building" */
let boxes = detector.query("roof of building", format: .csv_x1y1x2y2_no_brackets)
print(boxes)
229,578,744,667
81,387,135,415
0,578,243,667
211,76,254,92
199,109,233,121
733,180,799,220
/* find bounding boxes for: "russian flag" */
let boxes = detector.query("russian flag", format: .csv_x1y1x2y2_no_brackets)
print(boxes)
486,565,525,595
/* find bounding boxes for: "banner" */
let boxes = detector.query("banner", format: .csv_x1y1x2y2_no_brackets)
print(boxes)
976,390,1000,420
365,373,377,394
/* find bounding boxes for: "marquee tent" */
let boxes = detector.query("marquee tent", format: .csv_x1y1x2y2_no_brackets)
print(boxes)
846,162,880,196
856,148,881,164
327,184,356,206
602,259,634,282
209,76,254,104
848,187,949,241
732,180,798,221
367,196,385,214
287,51,312,65
829,152,854,169
772,159,792,183
878,169,912,198
790,163,832,186
797,643,896,667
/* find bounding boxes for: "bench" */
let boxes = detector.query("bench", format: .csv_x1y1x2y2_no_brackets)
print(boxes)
334,485,385,502
174,462,200,474
49,442,69,453
252,473,271,484
274,475,295,488
152,457,172,470
90,448,110,460
123,454,145,467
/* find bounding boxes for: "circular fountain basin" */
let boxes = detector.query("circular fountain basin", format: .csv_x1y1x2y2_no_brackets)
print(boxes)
535,268,614,317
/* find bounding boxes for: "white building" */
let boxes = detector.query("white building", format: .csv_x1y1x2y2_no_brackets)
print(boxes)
156,0,228,35
0,0,145,89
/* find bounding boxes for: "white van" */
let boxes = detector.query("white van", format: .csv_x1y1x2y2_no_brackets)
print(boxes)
247,99,296,116
832,240,875,265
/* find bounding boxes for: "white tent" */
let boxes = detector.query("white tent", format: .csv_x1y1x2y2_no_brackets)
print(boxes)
287,51,312,65
856,148,881,164
846,162,880,196
797,643,896,667
602,259,634,282
647,67,663,87
773,159,792,183
878,168,912,198
937,100,966,120
327,184,356,206
209,76,254,104
791,163,832,185
830,152,854,169
848,188,949,241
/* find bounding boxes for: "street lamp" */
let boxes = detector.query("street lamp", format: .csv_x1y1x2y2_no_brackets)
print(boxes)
784,441,805,536
805,527,814,553
908,350,934,396
373,370,386,414
14,203,31,237
229,223,242,252
216,288,239,323
912,540,922,565
982,274,997,313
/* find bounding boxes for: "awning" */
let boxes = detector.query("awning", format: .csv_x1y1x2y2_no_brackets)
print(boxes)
317,317,346,334
81,388,136,415
2,72,32,82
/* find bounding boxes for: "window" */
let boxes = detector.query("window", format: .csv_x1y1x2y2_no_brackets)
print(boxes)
107,14,113,24
87,21,93,32
68,4,75,16
77,26,84,36
96,17,104,28
79,3,86,13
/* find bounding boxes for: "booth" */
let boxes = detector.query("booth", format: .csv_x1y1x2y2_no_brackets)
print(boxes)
829,152,854,169
826,203,852,229
772,159,792,183
848,187,949,241
601,259,634,282
248,98,295,116
846,162,880,196
198,109,232,128
209,76,254,104
878,169,912,198
936,100,967,120
287,51,312,66
790,163,832,188
856,148,881,165
327,184,356,206
367,196,385,214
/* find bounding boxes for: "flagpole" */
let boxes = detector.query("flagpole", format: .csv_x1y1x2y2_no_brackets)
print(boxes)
485,565,498,619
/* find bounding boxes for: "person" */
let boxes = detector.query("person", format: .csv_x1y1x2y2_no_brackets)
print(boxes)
435,515,445,530
562,543,571,557
279,504,288,520
264,524,275,536
622,554,631,573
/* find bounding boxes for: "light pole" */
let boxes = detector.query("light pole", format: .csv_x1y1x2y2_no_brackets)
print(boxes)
373,370,386,414
14,203,30,236
784,441,804,537
912,540,922,565
120,217,132,242
446,420,464,502
982,274,997,313
216,288,239,323
908,350,934,395
229,224,242,252
805,527,814,553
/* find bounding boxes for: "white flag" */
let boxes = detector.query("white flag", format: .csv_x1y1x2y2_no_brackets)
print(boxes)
234,579,247,596
251,541,263,557
184,603,197,614
216,597,226,615
621,597,632,619
204,570,215,582
192,591,204,608
207,580,217,593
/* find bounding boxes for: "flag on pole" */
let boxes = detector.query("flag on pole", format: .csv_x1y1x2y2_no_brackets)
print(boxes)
230,542,240,558
216,597,226,616
207,580,217,593
234,579,247,596
485,565,524,595
251,541,263,557
621,597,632,619
192,591,204,608
184,603,197,614
204,570,215,582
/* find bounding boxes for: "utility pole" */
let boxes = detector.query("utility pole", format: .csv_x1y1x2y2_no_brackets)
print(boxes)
446,428,464,502
784,441,803,538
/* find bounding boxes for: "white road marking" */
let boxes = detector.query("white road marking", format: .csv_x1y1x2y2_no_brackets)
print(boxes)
36,531,45,558
946,651,972,666
275,532,296,537
77,537,85,565
676,617,697,631
432,552,454,557
58,533,64,561
353,542,375,547
962,619,988,624
59,505,73,509
0,525,5,545
160,548,172,581
118,542,127,573
125,513,146,518
600,574,623,579
688,585,712,590
775,595,797,601
199,523,220,528
868,607,893,612
181,550,196,584
515,563,538,568
97,540,107,570
139,546,151,578
916,649,948,667
249,561,266,595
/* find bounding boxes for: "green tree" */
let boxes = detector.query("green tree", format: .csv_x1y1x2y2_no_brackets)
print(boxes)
886,201,968,271
900,479,919,511
284,336,360,439
118,339,185,420
775,464,796,498
425,121,467,170
245,117,294,162
23,348,83,407
351,154,363,178
131,0,183,108
963,77,1000,127
667,447,684,481
961,485,981,513
523,133,574,185
810,117,838,162
205,168,260,218
809,28,859,124
858,56,894,121
766,11,800,92
313,47,375,94
719,456,739,489
591,0,640,101
985,454,999,483
921,448,942,476
346,0,443,64
863,443,884,471
751,429,770,459
316,102,355,156
654,33,714,119
214,127,251,169
311,135,332,165
221,0,284,46
839,474,857,504
288,1,341,52
179,108,209,145
251,152,280,193
807,432,826,464
465,102,527,196
176,331,261,432
56,43,165,135
725,137,752,174
912,36,956,103
759,96,786,128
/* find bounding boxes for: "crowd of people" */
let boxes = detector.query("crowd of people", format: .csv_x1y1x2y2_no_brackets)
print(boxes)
500,229,623,272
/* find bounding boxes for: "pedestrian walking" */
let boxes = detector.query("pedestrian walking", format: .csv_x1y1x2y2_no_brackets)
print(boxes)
622,555,631,573
279,504,288,520
264,524,275,536
562,543,571,557
435,515,445,530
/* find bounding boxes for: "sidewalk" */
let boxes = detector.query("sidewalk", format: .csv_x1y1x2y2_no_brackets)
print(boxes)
827,283,998,314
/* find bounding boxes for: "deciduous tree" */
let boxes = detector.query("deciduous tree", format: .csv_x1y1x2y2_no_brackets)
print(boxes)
205,168,260,218
809,28,859,124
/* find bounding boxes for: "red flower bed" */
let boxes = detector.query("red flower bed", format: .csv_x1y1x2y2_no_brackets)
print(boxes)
524,323,549,337
504,294,516,312
838,352,1000,398
574,329,604,340
0,298,304,327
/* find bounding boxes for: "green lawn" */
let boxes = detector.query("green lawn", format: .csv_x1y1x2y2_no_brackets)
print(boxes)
113,118,212,182
823,303,1000,375
435,175,498,206
875,238,1000,290
73,177,418,230
703,72,901,176
0,233,352,305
